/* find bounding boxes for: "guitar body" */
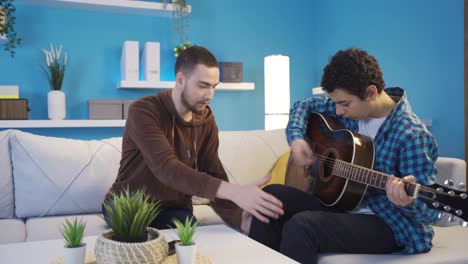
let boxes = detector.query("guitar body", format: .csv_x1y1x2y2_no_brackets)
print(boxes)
286,112,375,211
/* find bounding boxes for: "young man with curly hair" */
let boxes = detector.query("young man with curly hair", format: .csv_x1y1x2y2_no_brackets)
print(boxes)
245,48,439,263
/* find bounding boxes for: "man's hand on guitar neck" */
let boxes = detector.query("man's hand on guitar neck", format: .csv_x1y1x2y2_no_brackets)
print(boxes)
386,175,415,207
291,139,315,167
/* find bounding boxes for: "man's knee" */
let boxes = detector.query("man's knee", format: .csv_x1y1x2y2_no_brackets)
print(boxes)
282,211,328,242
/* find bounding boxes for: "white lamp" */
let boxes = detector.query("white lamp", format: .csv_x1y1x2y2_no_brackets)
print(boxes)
264,55,290,130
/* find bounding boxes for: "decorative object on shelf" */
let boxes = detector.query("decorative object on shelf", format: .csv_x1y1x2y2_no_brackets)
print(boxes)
41,44,68,120
0,85,18,98
219,62,243,82
161,0,190,57
121,40,139,81
95,187,168,264
264,55,290,130
173,216,199,264
60,218,87,264
0,98,29,119
88,99,124,120
0,0,21,58
142,41,161,81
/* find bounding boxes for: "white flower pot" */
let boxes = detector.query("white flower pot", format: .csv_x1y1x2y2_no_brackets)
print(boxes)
64,243,86,264
175,243,197,264
48,90,66,120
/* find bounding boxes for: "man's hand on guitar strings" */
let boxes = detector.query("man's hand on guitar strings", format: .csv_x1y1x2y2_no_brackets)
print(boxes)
386,175,415,206
291,139,315,167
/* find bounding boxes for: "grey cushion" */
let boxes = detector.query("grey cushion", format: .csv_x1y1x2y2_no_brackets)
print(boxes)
10,131,122,218
0,129,14,219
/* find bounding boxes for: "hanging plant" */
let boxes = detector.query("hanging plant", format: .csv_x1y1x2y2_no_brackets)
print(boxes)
161,0,191,57
0,0,22,58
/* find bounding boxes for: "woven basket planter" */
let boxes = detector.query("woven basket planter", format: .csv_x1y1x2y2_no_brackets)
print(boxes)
94,227,168,264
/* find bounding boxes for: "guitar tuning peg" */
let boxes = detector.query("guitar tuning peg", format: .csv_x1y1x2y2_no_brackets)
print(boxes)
455,210,463,216
437,212,445,219
444,205,451,211
459,182,466,191
444,179,454,187
461,193,467,199
433,202,440,208
448,191,455,196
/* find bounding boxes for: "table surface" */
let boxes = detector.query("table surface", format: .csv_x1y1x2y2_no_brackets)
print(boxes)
0,224,298,264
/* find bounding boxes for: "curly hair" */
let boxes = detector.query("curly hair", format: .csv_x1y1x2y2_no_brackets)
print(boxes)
320,48,385,99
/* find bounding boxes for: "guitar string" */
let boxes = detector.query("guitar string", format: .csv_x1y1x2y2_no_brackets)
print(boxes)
309,153,453,196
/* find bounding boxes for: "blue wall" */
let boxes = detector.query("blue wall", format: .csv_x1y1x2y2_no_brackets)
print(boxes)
0,0,464,159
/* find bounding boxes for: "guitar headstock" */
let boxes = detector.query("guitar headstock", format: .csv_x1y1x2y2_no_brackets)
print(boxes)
417,181,468,226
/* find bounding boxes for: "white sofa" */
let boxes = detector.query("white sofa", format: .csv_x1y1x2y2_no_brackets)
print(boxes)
0,129,467,263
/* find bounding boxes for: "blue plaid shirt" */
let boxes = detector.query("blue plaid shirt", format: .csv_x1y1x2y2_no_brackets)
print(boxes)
286,87,439,254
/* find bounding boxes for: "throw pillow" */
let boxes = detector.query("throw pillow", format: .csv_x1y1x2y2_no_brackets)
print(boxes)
0,129,15,218
10,131,122,218
262,150,290,187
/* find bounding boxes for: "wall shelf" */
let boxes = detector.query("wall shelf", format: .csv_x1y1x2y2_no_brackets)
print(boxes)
17,0,191,17
0,120,126,128
118,80,255,91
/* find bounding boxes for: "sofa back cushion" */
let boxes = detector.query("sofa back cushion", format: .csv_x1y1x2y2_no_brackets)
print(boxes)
10,131,122,218
0,129,15,218
218,129,289,185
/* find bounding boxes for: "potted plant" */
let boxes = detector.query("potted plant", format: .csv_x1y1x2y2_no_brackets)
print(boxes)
161,0,191,57
173,216,199,264
94,188,168,264
0,0,21,58
41,44,68,120
60,218,86,264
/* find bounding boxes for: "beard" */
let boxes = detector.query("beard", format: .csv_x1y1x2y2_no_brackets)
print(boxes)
181,89,205,114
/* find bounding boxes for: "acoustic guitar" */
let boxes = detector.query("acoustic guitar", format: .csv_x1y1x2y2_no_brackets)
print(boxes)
285,112,468,224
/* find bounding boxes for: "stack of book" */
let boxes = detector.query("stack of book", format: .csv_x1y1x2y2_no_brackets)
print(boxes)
0,85,29,120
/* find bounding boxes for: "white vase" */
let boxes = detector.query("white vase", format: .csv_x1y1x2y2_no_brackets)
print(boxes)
175,243,197,264
64,244,86,264
48,90,66,120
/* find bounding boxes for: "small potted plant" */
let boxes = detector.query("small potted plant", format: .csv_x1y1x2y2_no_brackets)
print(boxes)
94,187,168,264
60,218,86,264
173,216,199,264
41,44,68,120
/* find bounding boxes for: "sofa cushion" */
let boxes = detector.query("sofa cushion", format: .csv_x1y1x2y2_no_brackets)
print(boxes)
218,129,289,185
0,218,25,243
10,131,122,218
0,129,15,219
318,226,468,263
25,214,107,242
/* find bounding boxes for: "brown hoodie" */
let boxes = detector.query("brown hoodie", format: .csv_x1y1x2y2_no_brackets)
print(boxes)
107,90,242,228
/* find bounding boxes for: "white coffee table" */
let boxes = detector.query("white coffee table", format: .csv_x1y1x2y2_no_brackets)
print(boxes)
0,224,298,264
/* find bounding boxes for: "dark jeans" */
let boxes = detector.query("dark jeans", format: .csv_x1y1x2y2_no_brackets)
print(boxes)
102,199,196,230
248,184,399,264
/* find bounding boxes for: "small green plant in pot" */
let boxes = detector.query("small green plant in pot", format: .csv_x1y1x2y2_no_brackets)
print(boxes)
95,187,169,264
173,216,199,264
60,218,86,264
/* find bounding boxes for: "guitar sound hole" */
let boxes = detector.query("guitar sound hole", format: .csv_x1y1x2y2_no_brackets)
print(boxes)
319,150,337,182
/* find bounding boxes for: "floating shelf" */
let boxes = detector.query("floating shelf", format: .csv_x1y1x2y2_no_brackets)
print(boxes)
16,0,191,17
118,80,255,91
0,120,126,128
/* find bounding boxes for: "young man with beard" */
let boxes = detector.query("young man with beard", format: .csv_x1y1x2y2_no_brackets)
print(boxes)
104,46,283,230
245,48,439,263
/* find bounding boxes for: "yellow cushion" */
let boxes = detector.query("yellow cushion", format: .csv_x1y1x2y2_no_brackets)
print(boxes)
262,150,290,187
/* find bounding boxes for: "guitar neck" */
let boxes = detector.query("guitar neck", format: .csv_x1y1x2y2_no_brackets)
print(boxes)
330,158,419,197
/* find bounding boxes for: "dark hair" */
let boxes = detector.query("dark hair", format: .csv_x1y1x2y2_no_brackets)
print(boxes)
320,48,385,99
174,45,219,76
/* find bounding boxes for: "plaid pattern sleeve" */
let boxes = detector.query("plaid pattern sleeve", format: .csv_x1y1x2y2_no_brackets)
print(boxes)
286,95,350,145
